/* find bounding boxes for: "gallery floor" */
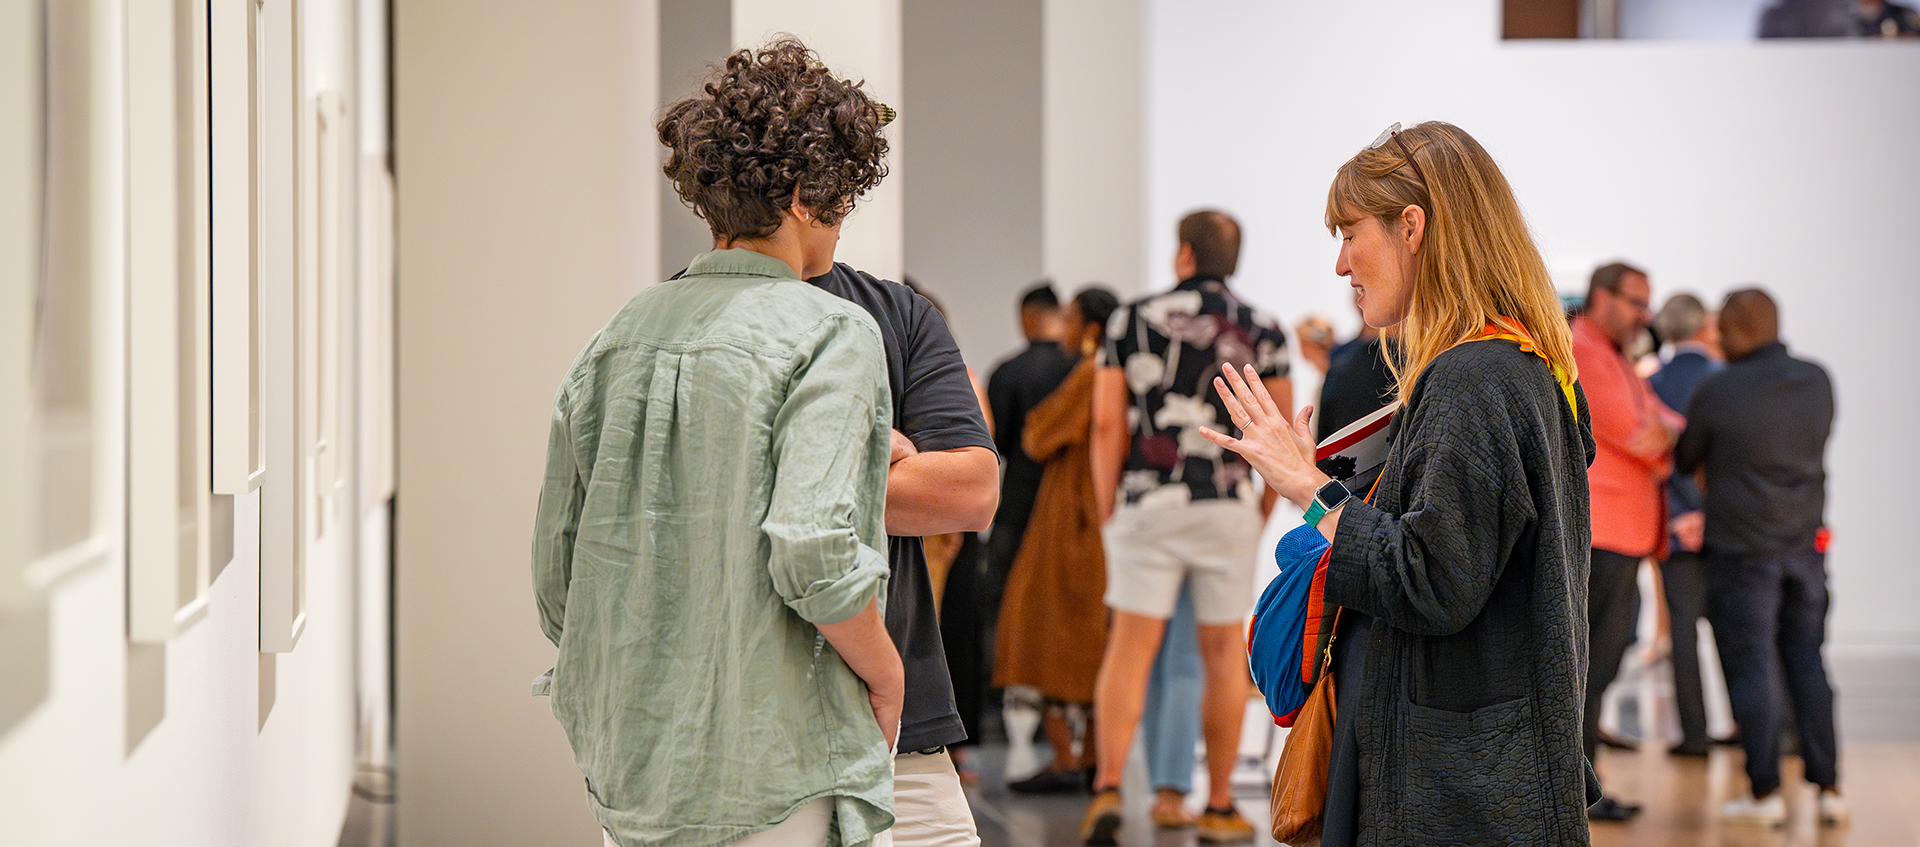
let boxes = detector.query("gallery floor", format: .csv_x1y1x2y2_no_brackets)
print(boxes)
339,652,1919,847
951,739,1920,847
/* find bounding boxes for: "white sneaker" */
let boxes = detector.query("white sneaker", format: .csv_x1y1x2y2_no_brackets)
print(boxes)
1720,793,1786,828
1818,790,1851,827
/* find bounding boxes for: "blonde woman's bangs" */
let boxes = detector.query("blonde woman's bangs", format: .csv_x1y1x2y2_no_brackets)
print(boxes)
1324,165,1365,233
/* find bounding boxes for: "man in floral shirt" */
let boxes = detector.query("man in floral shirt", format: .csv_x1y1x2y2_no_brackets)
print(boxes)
1080,209,1291,844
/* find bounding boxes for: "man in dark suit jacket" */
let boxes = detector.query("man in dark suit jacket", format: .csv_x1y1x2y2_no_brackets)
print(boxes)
1648,293,1723,756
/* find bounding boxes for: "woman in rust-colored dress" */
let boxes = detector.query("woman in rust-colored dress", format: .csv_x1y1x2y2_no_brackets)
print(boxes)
994,287,1119,789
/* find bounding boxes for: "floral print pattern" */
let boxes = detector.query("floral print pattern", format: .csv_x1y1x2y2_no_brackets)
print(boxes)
1103,275,1289,506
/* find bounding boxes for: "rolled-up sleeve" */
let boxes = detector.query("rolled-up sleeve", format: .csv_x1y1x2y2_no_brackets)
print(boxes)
764,315,892,626
532,388,582,646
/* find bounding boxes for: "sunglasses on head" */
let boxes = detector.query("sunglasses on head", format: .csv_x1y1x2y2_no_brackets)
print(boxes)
1368,122,1428,186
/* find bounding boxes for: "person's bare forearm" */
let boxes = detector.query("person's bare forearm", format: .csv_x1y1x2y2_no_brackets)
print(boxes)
1091,368,1129,522
1091,424,1125,522
816,596,904,752
1260,483,1281,523
884,445,997,536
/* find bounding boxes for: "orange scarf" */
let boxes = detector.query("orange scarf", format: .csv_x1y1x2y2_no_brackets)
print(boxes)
1475,320,1578,423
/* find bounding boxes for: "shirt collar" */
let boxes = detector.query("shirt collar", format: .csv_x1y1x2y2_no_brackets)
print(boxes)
1572,313,1620,353
1735,340,1788,363
1670,339,1719,360
1175,274,1226,293
683,248,802,281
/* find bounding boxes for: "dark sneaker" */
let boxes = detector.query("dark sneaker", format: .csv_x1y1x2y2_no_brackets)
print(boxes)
1596,730,1639,750
1009,768,1084,795
1668,740,1710,757
1588,795,1642,821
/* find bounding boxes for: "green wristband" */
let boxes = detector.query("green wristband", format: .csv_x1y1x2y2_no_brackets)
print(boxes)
1303,501,1328,526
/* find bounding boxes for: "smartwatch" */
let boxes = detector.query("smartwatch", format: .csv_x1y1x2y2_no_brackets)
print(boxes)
1302,479,1352,526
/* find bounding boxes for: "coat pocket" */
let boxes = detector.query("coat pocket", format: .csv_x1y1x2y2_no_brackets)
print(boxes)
1386,695,1551,843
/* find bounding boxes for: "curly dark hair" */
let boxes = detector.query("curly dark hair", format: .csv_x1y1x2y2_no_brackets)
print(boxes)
657,37,890,241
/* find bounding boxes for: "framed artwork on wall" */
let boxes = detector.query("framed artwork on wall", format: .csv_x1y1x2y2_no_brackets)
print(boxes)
258,0,304,652
127,0,215,642
314,89,345,531
184,0,228,605
2,0,53,740
211,0,263,496
2,0,40,613
28,0,108,584
296,86,341,545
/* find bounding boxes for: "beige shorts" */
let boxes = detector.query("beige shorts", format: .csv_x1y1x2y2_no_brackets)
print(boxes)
1103,498,1262,625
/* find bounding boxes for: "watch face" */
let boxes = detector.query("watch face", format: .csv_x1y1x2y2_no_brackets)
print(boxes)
1316,480,1349,507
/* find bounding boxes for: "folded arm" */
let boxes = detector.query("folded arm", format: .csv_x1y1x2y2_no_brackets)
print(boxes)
884,444,998,536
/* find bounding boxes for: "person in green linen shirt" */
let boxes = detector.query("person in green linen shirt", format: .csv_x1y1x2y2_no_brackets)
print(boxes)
533,38,903,847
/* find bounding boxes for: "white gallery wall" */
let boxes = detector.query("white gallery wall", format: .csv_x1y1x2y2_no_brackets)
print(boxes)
392,2,659,846
1144,0,1920,657
0,0,394,845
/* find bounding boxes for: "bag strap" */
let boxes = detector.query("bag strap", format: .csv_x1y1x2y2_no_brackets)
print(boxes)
1312,473,1384,678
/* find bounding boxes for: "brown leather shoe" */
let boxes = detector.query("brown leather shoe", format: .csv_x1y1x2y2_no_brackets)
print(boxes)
1195,805,1255,842
1080,789,1123,845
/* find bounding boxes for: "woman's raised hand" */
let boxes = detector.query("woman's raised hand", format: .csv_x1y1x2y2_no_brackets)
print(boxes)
1197,363,1328,511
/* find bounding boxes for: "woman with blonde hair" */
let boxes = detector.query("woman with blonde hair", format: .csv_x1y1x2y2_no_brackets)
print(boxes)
1201,122,1600,845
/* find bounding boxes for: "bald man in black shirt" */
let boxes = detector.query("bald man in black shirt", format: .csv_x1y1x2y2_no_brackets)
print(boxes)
1675,288,1845,829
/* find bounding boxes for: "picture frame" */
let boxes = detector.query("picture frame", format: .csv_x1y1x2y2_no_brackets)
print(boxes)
257,0,303,653
2,0,39,614
25,0,108,584
2,0,53,740
296,87,344,545
314,89,344,529
211,0,263,496
126,0,214,642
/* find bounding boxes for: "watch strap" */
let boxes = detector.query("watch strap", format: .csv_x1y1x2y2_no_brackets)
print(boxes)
1303,500,1328,526
1304,480,1350,527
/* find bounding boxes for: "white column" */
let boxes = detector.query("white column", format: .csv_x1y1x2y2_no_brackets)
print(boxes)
900,0,1043,366
732,0,904,282
1044,0,1147,298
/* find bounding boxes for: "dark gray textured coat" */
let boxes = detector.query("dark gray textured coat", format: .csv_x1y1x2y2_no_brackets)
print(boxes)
1326,339,1597,846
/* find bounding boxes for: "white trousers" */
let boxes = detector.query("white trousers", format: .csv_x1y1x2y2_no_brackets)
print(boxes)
875,749,980,847
599,750,979,847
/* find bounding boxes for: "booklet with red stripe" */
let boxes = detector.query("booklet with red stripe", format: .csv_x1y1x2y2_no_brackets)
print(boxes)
1313,401,1400,483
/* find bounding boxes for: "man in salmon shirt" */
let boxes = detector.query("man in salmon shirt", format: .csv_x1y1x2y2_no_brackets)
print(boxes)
1571,261,1684,822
